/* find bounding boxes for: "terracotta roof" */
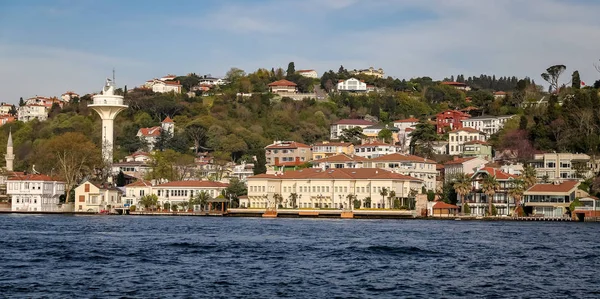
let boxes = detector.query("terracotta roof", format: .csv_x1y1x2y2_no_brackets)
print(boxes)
156,181,229,188
268,79,297,87
333,119,375,126
433,201,459,209
163,80,182,86
463,140,490,145
444,157,478,165
312,141,352,147
368,153,435,163
8,174,62,182
313,154,367,163
125,180,153,187
138,126,161,137
405,128,414,132
449,127,485,134
525,181,579,194
249,168,422,181
436,164,444,170
162,116,174,123
265,141,311,149
394,117,419,123
494,91,507,95
472,167,517,180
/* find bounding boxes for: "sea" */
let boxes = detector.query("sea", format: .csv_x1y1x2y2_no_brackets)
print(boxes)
0,215,599,298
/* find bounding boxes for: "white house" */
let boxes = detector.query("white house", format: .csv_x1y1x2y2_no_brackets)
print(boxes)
461,115,515,136
198,77,228,86
337,78,367,92
137,117,175,150
350,67,384,78
8,174,65,212
354,141,401,159
448,128,487,155
17,104,48,122
61,91,80,102
364,153,437,191
153,181,229,209
268,79,298,94
145,79,183,93
330,119,375,140
443,157,488,181
297,70,318,78
527,153,593,181
123,180,153,208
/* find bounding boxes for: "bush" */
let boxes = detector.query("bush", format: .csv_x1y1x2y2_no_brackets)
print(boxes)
163,202,171,211
393,199,401,209
491,204,498,216
353,199,361,209
130,205,136,212
171,203,178,212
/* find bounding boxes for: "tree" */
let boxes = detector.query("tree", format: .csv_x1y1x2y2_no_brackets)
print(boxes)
409,118,437,158
508,178,525,215
379,187,388,209
519,115,528,130
147,150,196,181
226,178,247,208
286,62,296,78
387,190,396,210
19,97,24,107
522,165,537,188
273,193,284,209
185,122,207,154
41,132,101,204
572,70,581,89
541,64,566,92
194,191,211,211
377,128,393,144
154,129,172,152
453,173,472,209
481,175,500,216
139,194,158,211
339,126,365,145
288,193,299,209
8,105,17,116
116,171,126,187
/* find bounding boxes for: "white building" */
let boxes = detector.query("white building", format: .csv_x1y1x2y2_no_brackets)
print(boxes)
8,174,66,212
297,70,318,78
354,141,401,159
153,181,229,208
0,103,14,115
350,67,384,78
527,153,592,181
245,168,422,209
443,157,488,181
330,119,375,140
145,79,183,94
337,78,367,92
123,180,153,208
461,115,515,136
17,104,48,122
137,117,175,150
61,91,80,102
365,153,437,191
448,128,487,155
312,154,367,169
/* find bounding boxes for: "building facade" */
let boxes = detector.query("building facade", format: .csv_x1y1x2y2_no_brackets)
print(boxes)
462,140,493,160
448,128,487,156
312,154,366,169
268,79,298,94
461,115,515,136
354,141,401,159
311,141,354,160
337,78,367,92
523,181,579,218
435,110,471,134
444,157,488,181
364,153,437,191
462,167,518,216
297,70,318,78
74,180,123,212
153,181,229,209
265,141,312,168
145,78,183,93
8,174,65,212
137,117,175,150
17,104,48,122
350,67,384,78
330,119,375,140
245,168,422,209
527,153,592,181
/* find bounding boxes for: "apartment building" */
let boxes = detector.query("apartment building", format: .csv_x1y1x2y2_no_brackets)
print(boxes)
527,153,592,181
461,115,515,135
463,167,518,216
265,141,312,169
364,153,437,190
330,119,375,140
311,141,354,160
448,128,487,155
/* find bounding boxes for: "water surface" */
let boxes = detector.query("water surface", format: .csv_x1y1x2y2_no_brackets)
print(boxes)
0,215,599,298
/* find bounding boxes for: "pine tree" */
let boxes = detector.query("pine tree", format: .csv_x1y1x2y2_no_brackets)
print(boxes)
19,97,24,106
572,70,581,89
286,62,295,77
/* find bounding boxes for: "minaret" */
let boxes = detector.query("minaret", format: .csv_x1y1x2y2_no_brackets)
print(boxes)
5,130,14,172
88,79,128,163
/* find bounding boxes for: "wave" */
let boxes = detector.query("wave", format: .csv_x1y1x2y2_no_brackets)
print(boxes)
363,245,441,257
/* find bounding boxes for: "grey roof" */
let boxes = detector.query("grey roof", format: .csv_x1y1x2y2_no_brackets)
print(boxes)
464,115,515,121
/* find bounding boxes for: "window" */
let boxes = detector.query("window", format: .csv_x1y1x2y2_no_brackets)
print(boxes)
79,196,85,203
84,184,90,192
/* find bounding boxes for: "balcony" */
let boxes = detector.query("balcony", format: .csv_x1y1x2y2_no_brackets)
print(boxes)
90,98,126,106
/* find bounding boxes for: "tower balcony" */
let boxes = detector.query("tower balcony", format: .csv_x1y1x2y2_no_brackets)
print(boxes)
89,95,128,108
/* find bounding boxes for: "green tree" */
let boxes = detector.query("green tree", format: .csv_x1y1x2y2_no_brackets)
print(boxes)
481,175,500,216
409,118,437,158
387,190,396,210
226,178,247,208
508,178,525,215
377,128,393,144
288,193,299,209
519,115,528,130
453,173,472,209
139,194,158,211
541,64,566,92
379,187,388,209
19,97,24,107
286,62,295,78
522,165,537,188
572,70,581,89
194,191,211,211
116,171,126,187
339,126,365,145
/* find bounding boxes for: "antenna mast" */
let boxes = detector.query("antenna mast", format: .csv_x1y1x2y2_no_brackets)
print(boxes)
112,68,116,86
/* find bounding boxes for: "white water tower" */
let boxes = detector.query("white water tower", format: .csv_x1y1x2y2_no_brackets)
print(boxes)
88,79,128,163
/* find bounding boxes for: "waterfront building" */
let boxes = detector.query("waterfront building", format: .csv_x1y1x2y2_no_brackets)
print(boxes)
364,153,437,191
245,168,422,209
522,181,579,218
463,167,518,216
88,79,128,163
526,153,592,181
123,180,153,208
329,119,375,140
153,181,228,209
444,157,488,181
8,173,65,212
74,179,123,212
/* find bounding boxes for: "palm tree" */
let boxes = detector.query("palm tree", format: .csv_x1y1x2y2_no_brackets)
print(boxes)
481,175,500,216
288,193,298,209
346,194,357,210
522,165,537,188
379,188,388,209
194,191,211,211
508,178,525,216
453,173,472,210
408,188,418,210
273,193,283,209
387,190,396,209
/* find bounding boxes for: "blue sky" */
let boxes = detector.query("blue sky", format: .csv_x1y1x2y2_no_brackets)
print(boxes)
1,0,599,102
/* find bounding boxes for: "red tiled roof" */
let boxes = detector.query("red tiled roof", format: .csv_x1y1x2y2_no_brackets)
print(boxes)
249,168,421,181
268,79,297,87
265,141,310,149
333,119,375,126
125,180,152,187
449,127,485,134
463,140,490,145
433,201,459,209
313,154,367,163
162,116,174,123
394,117,419,123
525,181,579,194
163,80,182,86
494,91,507,95
8,174,62,182
156,181,229,188
444,157,478,165
405,128,414,132
473,167,517,180
138,126,161,137
368,153,435,163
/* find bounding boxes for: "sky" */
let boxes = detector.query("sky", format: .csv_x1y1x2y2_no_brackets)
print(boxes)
1,0,599,103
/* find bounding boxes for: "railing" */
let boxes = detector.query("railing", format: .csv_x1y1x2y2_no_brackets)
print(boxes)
573,206,597,210
91,98,125,105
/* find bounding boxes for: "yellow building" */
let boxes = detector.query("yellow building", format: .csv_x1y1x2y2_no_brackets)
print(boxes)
74,179,123,212
311,141,355,160
244,168,422,209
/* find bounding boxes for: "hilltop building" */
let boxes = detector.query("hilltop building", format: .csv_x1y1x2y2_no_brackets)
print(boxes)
461,115,515,136
137,117,175,150
350,67,384,78
297,70,318,78
330,119,375,140
264,141,311,170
